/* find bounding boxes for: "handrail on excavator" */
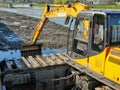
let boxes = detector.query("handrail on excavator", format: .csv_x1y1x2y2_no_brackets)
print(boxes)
29,2,90,45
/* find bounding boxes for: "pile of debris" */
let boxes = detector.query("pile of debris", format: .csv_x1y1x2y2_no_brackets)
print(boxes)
0,11,72,50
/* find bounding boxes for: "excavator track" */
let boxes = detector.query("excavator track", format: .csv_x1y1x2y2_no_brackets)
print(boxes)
66,60,120,90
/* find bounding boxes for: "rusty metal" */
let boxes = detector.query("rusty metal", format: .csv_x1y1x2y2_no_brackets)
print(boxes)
3,73,30,86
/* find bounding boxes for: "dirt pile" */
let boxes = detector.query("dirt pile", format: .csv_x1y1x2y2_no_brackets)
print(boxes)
0,11,73,49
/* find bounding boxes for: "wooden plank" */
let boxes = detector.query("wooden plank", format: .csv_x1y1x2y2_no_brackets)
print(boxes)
49,54,64,64
34,57,42,67
21,57,32,68
36,55,48,67
62,53,73,60
21,53,69,69
56,53,69,61
42,55,56,66
27,56,40,68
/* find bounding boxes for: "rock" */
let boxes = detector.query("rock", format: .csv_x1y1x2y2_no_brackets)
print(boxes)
20,25,28,29
13,22,21,26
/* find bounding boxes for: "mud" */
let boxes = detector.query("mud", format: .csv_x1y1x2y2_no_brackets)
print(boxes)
0,11,73,49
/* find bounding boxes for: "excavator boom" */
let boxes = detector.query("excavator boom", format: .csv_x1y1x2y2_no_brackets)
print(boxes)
30,3,90,45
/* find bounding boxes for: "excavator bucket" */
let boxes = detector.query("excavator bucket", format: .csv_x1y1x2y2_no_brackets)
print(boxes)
21,43,42,57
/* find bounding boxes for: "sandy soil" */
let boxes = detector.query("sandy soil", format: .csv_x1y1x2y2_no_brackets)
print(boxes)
0,11,73,49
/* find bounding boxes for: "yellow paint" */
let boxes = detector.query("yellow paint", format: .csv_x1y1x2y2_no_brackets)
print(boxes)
83,20,89,40
88,49,106,75
74,58,88,67
74,49,106,75
104,47,120,84
74,47,120,84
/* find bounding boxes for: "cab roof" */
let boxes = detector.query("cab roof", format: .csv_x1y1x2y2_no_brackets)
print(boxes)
78,10,120,16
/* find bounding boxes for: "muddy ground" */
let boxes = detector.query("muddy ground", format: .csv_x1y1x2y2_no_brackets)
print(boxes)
0,11,73,49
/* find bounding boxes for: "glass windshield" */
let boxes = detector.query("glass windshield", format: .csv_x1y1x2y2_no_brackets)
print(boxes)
91,14,105,52
73,17,90,57
75,18,90,42
111,25,120,43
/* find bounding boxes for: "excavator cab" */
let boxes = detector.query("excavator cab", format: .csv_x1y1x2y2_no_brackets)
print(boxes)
72,11,105,57
71,10,106,69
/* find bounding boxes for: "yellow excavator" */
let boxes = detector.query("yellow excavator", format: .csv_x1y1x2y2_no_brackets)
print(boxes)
28,1,120,89
1,1,120,90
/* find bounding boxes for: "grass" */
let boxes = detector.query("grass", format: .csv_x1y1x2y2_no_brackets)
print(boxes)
1,3,119,9
89,4,120,9
0,4,10,8
33,3,45,7
33,3,120,10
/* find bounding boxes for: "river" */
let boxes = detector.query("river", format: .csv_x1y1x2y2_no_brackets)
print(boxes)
0,8,69,26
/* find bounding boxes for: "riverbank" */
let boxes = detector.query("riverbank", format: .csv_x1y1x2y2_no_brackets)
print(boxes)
0,10,72,50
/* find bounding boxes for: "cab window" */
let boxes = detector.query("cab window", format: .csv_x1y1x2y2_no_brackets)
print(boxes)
73,17,90,57
91,14,105,52
111,25,120,43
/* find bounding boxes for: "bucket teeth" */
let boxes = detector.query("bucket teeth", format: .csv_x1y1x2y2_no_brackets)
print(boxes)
21,43,43,57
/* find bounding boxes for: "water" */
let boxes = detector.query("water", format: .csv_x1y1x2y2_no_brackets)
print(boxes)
0,49,66,61
0,8,75,28
42,49,66,55
0,8,42,18
0,50,21,61
0,8,70,56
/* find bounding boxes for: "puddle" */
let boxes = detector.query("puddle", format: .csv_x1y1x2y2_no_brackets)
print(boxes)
42,49,66,55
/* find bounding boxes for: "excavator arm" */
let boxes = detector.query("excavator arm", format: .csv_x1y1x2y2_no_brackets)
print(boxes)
29,3,90,45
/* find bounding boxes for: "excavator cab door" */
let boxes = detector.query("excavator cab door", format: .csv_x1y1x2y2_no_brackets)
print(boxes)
88,13,106,74
72,14,91,67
